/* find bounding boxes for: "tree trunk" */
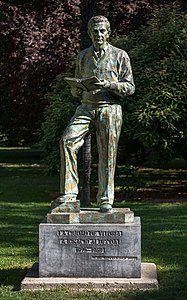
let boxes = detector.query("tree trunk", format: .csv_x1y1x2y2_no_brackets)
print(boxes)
82,134,92,206
80,0,96,206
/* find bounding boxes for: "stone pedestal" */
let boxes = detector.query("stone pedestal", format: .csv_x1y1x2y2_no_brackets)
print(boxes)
39,216,141,278
21,206,158,290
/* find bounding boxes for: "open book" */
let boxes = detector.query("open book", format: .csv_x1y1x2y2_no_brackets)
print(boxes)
64,76,100,92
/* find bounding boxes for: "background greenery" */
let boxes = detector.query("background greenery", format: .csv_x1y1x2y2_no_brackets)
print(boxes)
115,8,187,163
0,0,156,145
40,8,187,173
0,1,186,146
40,76,79,173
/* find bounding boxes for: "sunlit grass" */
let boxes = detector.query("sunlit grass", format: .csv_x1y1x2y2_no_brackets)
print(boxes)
0,163,42,168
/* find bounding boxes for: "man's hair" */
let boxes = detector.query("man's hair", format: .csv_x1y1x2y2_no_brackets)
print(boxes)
88,15,111,34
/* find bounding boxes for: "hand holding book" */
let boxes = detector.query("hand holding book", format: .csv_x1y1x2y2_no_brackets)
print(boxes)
64,76,101,92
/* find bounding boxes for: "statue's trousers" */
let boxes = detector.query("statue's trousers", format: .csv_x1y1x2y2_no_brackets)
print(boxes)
60,103,122,205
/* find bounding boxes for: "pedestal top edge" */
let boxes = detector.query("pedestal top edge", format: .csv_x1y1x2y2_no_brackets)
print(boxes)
40,216,141,226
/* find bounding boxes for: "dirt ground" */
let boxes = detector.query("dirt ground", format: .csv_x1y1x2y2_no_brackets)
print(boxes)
116,167,187,203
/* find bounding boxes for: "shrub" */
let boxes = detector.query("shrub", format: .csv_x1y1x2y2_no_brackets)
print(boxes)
40,73,79,173
114,8,187,163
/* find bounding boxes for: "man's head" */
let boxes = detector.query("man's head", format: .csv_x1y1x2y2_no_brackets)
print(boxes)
88,16,111,51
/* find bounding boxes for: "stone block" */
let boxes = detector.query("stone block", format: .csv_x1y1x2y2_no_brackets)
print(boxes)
79,208,134,223
39,217,141,278
47,208,134,224
47,213,79,224
21,262,158,291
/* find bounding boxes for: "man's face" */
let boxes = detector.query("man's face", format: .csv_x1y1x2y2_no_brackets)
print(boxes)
89,22,109,51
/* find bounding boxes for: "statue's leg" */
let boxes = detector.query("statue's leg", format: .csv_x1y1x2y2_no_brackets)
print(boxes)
59,105,92,200
96,104,122,211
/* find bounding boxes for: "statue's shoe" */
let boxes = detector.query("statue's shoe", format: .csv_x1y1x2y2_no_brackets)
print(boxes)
100,203,113,213
57,194,77,202
51,194,77,211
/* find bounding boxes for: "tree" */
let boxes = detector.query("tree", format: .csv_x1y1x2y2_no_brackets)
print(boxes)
1,0,185,146
114,8,187,163
96,0,152,35
0,0,80,145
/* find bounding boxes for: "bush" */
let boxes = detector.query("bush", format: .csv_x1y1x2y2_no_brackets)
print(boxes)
114,8,187,163
40,74,79,173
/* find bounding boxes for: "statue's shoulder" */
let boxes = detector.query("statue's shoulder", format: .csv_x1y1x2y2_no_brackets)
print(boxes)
109,43,129,57
77,45,93,59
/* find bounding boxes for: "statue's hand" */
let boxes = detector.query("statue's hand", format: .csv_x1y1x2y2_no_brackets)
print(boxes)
94,80,118,91
94,80,111,89
71,86,83,98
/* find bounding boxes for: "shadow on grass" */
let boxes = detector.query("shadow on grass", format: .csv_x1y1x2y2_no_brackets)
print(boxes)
126,203,187,261
0,205,49,249
0,148,43,165
0,164,59,204
0,267,29,291
115,167,187,201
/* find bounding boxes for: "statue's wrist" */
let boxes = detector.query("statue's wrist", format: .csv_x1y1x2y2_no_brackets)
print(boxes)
109,82,118,90
103,81,117,90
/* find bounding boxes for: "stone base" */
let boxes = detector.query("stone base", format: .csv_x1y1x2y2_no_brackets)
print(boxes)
47,208,134,224
39,218,141,278
21,262,158,291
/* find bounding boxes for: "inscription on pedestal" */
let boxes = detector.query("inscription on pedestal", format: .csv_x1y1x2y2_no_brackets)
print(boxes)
57,230,122,255
39,218,141,278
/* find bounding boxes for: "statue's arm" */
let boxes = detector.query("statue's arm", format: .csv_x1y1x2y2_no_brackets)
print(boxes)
95,52,135,97
114,53,135,96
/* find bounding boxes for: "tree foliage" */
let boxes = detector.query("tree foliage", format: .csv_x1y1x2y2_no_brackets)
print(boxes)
0,0,80,145
41,7,187,172
114,8,187,162
96,0,152,35
0,0,186,146
0,0,158,144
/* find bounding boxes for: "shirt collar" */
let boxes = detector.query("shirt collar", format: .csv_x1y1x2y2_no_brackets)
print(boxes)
92,43,109,59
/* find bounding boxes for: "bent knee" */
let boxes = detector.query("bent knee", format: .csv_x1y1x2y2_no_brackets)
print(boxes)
60,135,84,152
60,135,70,147
60,134,77,151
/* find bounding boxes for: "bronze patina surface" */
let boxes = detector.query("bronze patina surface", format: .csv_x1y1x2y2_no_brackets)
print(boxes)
52,16,135,213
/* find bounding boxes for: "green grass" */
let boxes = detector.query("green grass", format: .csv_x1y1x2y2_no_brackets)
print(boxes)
0,149,187,299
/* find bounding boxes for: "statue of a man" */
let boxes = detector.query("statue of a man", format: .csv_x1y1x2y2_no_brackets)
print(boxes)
53,15,135,213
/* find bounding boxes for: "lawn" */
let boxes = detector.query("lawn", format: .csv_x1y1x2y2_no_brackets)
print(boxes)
0,149,187,299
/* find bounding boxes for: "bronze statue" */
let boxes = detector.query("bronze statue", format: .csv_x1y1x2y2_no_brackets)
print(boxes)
53,16,135,213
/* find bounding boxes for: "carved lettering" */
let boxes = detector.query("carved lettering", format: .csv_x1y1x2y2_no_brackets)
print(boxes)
57,230,123,237
92,256,138,260
59,238,119,245
57,230,123,256
75,247,105,254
